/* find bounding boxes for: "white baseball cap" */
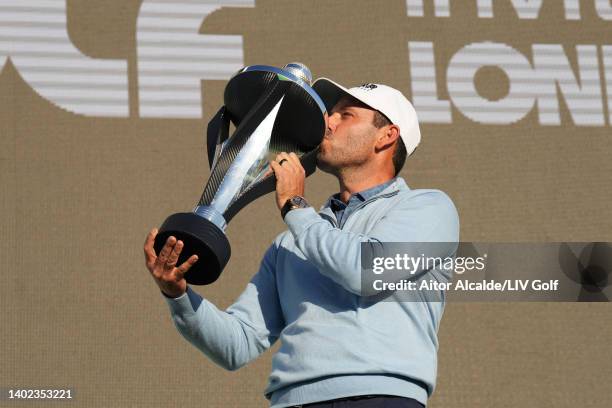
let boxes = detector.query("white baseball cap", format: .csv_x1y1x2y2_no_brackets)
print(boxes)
312,78,421,156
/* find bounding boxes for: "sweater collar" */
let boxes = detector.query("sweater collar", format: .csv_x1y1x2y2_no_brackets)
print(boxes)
321,176,410,210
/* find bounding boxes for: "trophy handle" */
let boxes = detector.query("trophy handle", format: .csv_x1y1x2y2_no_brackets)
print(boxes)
222,147,319,223
206,106,231,170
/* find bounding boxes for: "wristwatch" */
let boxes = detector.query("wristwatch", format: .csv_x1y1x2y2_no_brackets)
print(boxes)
281,195,310,219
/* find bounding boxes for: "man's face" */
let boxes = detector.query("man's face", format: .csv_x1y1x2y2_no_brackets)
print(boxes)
317,96,379,175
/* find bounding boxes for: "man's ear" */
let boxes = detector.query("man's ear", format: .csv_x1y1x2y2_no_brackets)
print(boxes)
376,124,400,150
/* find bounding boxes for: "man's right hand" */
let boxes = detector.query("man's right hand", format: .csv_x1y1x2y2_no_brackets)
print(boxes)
143,228,199,298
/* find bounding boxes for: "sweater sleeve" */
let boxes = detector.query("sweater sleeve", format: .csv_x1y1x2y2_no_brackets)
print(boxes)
283,190,460,295
163,244,285,371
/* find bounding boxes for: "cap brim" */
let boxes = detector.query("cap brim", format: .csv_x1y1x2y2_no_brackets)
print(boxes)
313,77,383,118
312,77,353,113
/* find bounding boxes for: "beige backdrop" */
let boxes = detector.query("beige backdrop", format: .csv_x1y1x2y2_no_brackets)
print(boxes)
1,1,611,407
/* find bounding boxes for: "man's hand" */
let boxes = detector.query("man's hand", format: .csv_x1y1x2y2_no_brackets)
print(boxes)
269,152,305,210
143,228,199,298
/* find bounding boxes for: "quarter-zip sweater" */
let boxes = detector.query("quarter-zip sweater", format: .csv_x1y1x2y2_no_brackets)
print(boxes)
163,177,460,407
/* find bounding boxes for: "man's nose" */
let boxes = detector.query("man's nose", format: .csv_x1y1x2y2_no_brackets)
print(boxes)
327,112,340,133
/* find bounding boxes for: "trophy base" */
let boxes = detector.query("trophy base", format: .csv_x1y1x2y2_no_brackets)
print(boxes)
154,212,231,285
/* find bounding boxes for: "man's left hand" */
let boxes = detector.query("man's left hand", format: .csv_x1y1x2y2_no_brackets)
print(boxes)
270,152,305,210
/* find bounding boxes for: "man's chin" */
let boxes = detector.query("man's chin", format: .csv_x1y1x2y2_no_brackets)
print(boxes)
315,154,335,174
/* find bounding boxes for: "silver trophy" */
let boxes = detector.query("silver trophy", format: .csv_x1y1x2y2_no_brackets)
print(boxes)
154,63,326,285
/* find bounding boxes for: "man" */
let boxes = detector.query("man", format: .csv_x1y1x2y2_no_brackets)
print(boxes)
143,79,459,407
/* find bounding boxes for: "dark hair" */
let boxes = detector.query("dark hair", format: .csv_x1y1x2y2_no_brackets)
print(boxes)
372,111,407,176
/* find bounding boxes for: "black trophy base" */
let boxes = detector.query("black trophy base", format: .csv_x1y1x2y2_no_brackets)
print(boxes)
154,212,231,285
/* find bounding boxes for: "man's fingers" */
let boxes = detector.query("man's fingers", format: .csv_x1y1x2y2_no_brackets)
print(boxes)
155,235,176,265
280,152,302,173
144,228,158,265
176,255,199,280
288,152,301,167
275,152,298,173
165,240,184,269
275,152,291,165
288,153,305,175
270,160,282,176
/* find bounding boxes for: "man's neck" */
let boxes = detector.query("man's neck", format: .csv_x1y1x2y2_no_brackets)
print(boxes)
336,171,395,203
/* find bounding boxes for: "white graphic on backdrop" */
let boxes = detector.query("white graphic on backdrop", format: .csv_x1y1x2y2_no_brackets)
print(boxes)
406,0,584,20
408,41,607,126
477,0,611,20
407,42,452,123
0,0,253,118
0,0,128,116
0,1,609,126
603,46,612,124
406,0,610,20
596,0,612,20
406,0,450,17
137,0,254,118
446,42,535,125
406,1,611,126
477,0,547,19
533,45,603,126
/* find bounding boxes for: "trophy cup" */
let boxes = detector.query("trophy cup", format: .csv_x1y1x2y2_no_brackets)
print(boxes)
154,63,326,285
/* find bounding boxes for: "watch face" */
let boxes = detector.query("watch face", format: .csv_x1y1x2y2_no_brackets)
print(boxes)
291,196,307,207
281,195,309,219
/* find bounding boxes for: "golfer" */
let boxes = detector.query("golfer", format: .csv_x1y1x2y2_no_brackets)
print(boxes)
144,79,460,407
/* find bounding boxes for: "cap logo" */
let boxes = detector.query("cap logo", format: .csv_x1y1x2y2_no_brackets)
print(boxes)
358,83,377,91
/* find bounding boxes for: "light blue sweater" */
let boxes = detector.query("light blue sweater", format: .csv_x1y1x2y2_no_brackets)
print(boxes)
164,177,460,407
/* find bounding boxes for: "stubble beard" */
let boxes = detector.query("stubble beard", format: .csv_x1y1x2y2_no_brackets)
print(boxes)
316,130,372,177
316,148,338,176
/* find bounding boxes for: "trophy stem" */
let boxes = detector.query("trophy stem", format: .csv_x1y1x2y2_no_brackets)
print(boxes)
193,205,227,231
